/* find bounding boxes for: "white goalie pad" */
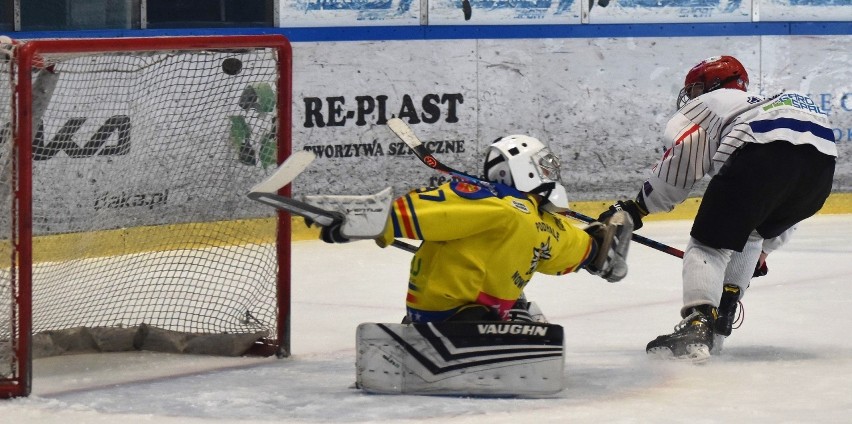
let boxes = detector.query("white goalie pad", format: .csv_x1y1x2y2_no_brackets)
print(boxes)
355,321,566,397
304,187,393,239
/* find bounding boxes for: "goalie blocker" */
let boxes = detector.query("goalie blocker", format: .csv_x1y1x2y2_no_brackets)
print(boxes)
247,150,393,240
356,321,565,397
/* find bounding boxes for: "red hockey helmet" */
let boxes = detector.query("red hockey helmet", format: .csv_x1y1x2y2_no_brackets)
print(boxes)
676,55,749,109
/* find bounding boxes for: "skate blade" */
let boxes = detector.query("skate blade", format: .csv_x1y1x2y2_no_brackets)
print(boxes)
711,334,726,355
646,346,675,360
685,344,711,364
646,344,711,364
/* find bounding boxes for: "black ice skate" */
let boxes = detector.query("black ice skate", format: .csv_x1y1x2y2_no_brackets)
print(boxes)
646,305,717,363
715,284,743,336
506,293,548,323
507,296,535,322
711,284,743,354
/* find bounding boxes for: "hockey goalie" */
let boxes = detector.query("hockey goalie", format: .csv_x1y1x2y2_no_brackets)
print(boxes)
249,129,633,396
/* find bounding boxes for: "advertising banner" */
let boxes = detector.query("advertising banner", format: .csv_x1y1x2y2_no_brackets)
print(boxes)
291,36,852,201
7,50,282,233
427,0,581,25
585,0,752,24
276,1,852,27
760,0,852,21
278,0,420,27
761,36,852,148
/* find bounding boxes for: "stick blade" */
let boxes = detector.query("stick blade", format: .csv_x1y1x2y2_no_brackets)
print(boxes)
386,118,422,149
248,150,315,194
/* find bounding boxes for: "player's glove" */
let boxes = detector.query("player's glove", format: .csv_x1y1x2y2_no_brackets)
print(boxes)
598,199,648,231
752,251,769,278
753,259,768,278
320,220,349,243
304,213,350,244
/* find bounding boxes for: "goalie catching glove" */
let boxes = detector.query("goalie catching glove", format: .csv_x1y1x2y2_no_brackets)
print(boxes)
584,210,634,282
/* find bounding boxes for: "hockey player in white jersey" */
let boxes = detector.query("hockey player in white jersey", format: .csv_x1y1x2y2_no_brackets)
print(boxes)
598,55,837,361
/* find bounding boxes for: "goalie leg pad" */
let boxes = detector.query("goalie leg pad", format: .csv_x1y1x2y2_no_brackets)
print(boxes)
355,322,565,397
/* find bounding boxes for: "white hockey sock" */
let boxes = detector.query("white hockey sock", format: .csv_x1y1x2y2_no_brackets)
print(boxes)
723,231,764,296
681,237,732,316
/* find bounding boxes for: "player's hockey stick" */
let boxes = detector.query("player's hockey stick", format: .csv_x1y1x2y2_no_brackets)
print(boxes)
386,118,684,259
564,210,684,258
247,150,418,253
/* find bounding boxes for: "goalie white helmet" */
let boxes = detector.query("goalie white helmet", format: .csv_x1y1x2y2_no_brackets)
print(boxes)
483,135,569,212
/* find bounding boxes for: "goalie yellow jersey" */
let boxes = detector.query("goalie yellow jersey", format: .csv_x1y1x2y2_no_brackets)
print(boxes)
376,180,596,323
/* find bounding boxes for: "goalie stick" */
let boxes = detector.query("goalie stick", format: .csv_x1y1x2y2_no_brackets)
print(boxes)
385,118,684,259
247,150,418,253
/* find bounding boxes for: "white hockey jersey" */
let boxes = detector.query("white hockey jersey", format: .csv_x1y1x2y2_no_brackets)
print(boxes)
641,89,837,215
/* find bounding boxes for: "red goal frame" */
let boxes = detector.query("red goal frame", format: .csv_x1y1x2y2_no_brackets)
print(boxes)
0,34,293,398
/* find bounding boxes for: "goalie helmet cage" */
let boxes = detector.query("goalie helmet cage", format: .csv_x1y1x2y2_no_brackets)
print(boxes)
0,35,293,398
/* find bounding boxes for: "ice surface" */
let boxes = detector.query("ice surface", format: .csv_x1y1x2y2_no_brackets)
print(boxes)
3,215,851,423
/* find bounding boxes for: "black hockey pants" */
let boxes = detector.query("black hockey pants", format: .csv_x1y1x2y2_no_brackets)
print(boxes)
691,141,836,252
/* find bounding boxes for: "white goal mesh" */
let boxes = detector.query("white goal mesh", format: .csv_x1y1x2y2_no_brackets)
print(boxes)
0,35,292,397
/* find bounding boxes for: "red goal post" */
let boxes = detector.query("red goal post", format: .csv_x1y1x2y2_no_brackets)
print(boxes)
0,35,293,398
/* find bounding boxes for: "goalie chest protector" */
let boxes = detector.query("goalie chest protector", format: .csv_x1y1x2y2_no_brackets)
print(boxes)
355,321,565,397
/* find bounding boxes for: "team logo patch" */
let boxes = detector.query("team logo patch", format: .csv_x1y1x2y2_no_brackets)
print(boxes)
454,182,481,194
512,200,530,214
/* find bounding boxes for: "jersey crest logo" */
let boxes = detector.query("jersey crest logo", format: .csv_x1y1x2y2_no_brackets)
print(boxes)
527,238,553,275
454,182,481,194
512,200,530,214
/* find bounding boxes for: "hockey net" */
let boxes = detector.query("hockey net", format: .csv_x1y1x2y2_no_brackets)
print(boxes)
0,35,293,398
